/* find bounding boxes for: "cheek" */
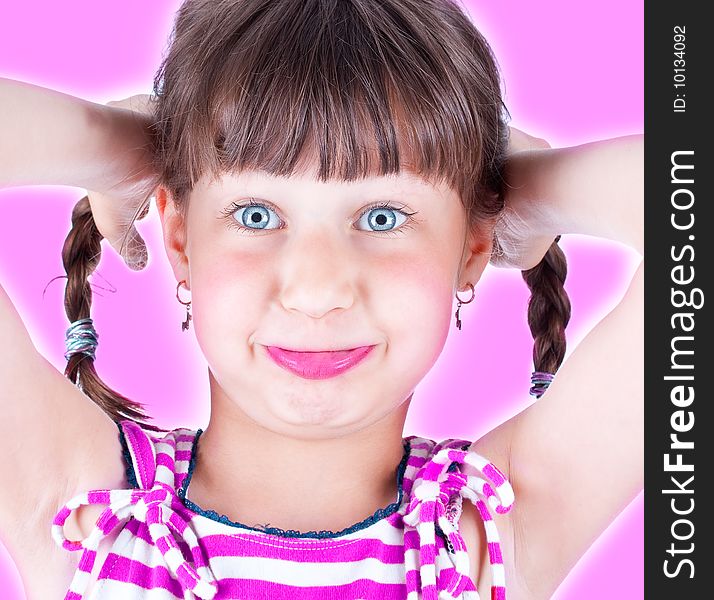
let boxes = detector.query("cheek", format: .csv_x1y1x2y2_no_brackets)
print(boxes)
378,254,455,357
189,248,269,343
188,234,457,358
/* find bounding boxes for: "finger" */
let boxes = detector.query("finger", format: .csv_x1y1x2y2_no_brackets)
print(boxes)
107,94,155,116
118,227,149,271
508,126,551,152
135,199,151,221
102,223,147,271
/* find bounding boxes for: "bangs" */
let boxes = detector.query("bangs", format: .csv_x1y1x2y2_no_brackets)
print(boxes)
153,0,506,204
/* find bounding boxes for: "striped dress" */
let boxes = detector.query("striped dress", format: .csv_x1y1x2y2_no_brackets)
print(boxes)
52,419,514,599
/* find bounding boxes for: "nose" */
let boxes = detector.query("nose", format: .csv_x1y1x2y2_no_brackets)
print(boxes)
278,229,356,319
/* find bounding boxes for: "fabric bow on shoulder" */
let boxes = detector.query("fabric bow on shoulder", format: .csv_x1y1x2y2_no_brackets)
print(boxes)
51,420,218,599
402,440,515,600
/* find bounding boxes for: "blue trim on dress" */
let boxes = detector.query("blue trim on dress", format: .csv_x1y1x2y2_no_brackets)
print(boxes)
177,428,413,539
116,420,139,489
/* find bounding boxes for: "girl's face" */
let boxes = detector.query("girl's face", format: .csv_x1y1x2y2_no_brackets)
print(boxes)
157,168,491,440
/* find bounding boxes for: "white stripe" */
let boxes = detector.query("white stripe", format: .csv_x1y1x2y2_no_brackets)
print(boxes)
483,519,498,541
452,547,470,574
491,562,505,587
417,522,435,545
109,488,133,508
55,429,513,598
420,562,437,585
464,451,489,472
496,482,515,507
164,545,185,569
154,440,175,455
69,567,91,593
465,475,487,491
155,464,176,485
84,578,182,599
175,440,193,453
104,528,452,587
209,554,408,585
413,480,440,501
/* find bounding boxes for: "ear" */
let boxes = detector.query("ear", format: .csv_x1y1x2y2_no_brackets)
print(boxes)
456,225,493,292
155,186,190,289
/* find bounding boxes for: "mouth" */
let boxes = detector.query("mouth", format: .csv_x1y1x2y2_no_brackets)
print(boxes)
264,345,376,380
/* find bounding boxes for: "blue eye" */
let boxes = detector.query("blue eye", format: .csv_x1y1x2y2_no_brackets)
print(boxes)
223,199,282,232
356,204,409,232
220,199,418,235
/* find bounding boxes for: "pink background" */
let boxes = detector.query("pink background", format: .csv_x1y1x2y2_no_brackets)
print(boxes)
0,1,643,597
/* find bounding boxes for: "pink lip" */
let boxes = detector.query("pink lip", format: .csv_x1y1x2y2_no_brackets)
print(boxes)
264,345,376,380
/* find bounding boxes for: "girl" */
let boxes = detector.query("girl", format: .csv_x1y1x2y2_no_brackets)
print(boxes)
0,0,643,598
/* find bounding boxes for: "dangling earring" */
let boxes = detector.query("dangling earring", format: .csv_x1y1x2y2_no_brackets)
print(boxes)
454,283,475,330
176,280,192,332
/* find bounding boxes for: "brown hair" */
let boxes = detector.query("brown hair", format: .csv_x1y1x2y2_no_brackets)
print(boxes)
61,0,570,427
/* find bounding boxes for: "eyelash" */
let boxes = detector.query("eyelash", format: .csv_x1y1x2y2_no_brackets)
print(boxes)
219,198,419,237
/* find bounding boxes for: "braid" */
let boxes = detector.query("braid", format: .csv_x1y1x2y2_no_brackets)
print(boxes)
521,235,571,397
61,195,167,432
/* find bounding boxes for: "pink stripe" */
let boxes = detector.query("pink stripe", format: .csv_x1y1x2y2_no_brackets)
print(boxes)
476,499,492,521
175,471,189,492
492,585,506,600
100,511,121,535
157,452,175,470
168,509,189,534
97,555,184,597
188,542,210,568
447,449,467,463
175,562,200,588
419,541,437,564
419,500,436,522
200,533,407,563
422,459,447,480
87,490,110,504
55,430,514,599
482,463,506,487
120,525,446,562
453,570,478,595
448,531,466,552
54,506,71,525
125,517,154,544
214,577,407,599
63,539,82,551
404,529,423,551
124,518,195,562
487,541,503,564
432,566,475,594
156,535,171,555
78,548,96,572
175,449,192,461
406,455,427,469
100,557,409,599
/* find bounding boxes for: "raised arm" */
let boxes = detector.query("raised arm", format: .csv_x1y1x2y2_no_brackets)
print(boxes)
1,78,146,190
0,79,158,581
474,134,644,597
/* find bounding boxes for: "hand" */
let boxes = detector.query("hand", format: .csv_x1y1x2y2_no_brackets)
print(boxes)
490,127,559,270
85,94,159,270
